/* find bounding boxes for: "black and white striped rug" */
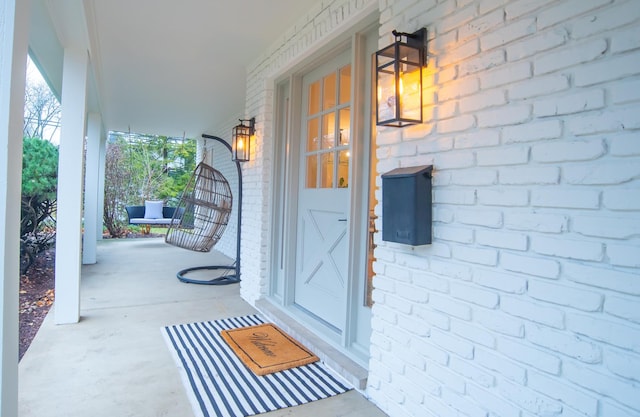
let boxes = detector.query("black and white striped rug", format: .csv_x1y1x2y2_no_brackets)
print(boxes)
162,314,352,417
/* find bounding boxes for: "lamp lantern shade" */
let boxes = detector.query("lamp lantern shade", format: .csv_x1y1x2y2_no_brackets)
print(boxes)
376,28,427,127
232,117,255,162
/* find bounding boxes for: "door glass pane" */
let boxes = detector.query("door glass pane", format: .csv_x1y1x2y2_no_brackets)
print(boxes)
304,60,351,191
308,81,320,115
338,150,349,188
323,73,336,110
321,112,335,149
320,152,334,188
306,155,317,188
339,65,351,104
307,118,319,151
338,108,350,146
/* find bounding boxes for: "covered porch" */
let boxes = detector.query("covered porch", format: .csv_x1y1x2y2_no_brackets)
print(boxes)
18,238,385,416
4,1,640,416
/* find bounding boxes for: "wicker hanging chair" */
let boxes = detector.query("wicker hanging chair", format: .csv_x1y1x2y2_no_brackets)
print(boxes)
165,161,232,253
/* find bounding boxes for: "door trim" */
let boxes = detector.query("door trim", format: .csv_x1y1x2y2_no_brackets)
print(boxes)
344,30,374,359
267,20,378,369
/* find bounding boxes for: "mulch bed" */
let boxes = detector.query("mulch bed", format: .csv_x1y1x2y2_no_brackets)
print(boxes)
19,231,164,361
19,248,55,361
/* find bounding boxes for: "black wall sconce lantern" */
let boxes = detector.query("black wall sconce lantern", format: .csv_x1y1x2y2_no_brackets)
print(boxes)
232,117,255,162
376,28,427,127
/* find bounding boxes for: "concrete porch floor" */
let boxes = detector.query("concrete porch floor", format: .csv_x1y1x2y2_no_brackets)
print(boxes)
19,238,386,417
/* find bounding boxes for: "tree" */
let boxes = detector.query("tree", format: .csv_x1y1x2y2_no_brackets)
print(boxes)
109,132,196,201
20,137,58,273
23,64,60,142
103,141,134,237
102,132,197,237
127,134,170,201
157,138,197,201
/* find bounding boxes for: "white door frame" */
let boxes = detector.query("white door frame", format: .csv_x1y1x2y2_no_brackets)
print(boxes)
268,23,377,366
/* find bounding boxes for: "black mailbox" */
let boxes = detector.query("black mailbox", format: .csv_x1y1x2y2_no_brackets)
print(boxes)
382,165,432,245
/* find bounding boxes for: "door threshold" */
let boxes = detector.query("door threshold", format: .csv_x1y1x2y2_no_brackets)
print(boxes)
255,298,368,390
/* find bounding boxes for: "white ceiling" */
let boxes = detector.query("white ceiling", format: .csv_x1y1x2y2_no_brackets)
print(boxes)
34,0,322,138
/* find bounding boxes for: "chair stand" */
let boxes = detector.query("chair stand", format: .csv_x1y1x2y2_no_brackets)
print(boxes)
176,265,241,285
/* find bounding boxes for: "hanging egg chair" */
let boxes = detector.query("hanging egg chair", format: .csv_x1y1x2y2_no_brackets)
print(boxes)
165,134,242,285
165,162,232,252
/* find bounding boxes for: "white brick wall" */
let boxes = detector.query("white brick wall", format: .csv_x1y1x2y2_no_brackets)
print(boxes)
369,1,640,417
210,0,640,416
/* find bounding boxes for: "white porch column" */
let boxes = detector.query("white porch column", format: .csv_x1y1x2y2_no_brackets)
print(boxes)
0,0,30,414
82,113,101,264
96,132,106,240
55,48,88,324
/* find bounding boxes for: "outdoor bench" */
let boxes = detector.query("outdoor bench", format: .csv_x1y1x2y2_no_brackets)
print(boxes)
125,201,182,233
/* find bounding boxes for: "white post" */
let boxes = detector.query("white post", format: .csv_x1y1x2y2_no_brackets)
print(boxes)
0,0,30,414
82,113,101,264
55,48,88,324
96,132,107,240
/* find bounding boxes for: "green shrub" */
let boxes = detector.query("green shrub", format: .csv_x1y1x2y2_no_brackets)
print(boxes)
20,137,58,273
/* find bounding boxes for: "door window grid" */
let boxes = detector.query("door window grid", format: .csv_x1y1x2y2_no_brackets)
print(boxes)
305,64,351,189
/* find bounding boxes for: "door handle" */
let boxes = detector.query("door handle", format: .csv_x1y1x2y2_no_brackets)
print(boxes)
338,218,347,222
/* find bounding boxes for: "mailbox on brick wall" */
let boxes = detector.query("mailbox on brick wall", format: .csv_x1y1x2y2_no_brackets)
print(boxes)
382,165,432,246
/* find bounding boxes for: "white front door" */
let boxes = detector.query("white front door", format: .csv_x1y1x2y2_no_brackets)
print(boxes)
294,50,352,331
270,25,378,366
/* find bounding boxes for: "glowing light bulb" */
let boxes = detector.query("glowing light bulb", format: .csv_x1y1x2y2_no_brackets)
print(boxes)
237,138,244,150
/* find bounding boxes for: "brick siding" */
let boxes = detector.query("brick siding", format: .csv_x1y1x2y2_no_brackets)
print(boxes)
368,1,640,416
227,0,640,416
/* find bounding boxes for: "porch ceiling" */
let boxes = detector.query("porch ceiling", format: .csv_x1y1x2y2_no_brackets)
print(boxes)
33,0,321,138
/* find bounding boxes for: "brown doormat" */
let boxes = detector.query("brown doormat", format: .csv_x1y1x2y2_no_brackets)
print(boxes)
220,323,319,376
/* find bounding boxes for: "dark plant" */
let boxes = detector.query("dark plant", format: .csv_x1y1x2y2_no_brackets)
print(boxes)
20,137,58,273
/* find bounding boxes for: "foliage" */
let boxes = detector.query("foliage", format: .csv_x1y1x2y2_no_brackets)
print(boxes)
20,137,58,273
102,132,196,237
103,142,133,237
156,139,196,201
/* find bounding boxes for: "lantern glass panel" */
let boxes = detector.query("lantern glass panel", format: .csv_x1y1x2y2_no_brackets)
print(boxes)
398,63,422,121
377,64,397,123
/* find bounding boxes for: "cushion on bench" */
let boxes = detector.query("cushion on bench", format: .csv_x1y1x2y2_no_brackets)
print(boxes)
129,218,178,225
144,200,164,219
125,204,180,225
